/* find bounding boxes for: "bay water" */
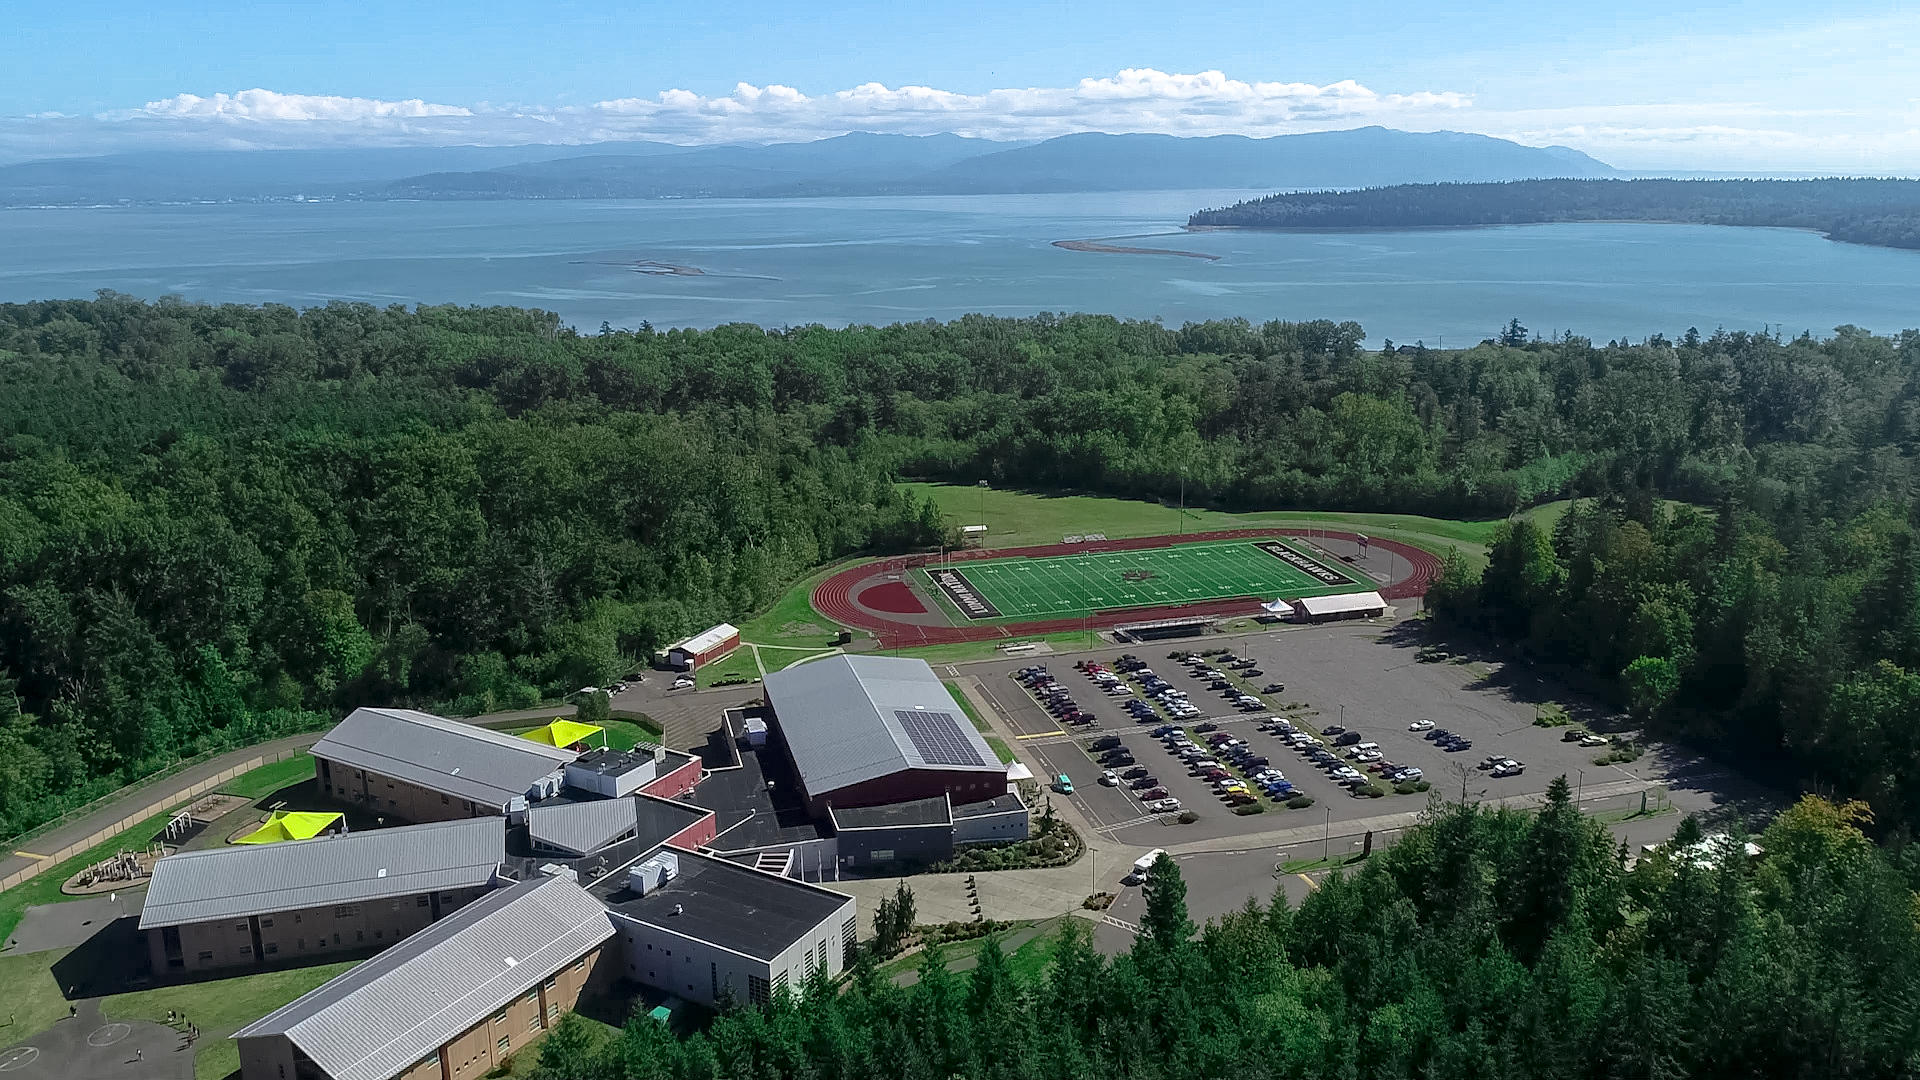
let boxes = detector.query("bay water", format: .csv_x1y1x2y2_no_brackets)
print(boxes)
2,190,1916,344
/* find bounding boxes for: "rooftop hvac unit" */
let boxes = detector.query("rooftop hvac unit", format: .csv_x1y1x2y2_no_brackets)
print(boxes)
538,862,578,883
528,772,563,801
506,796,529,824
627,850,681,897
743,718,768,747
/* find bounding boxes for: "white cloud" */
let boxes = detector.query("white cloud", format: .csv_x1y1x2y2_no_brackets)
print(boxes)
591,69,1470,142
133,89,471,122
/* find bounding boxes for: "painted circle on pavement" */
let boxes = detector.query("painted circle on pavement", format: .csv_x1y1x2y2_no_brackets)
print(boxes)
85,1024,130,1047
0,1046,40,1072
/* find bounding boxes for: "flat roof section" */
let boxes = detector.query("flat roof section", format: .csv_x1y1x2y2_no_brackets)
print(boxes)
829,796,952,831
590,849,852,962
140,817,504,929
691,743,832,853
235,876,613,1080
952,792,1026,820
313,707,576,809
761,655,1003,799
1296,590,1389,616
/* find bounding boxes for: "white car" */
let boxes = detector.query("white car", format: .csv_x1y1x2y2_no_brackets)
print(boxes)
671,676,694,689
1409,719,1435,732
1149,798,1183,813
1099,770,1120,786
1492,760,1526,778
1352,750,1383,763
1579,734,1608,747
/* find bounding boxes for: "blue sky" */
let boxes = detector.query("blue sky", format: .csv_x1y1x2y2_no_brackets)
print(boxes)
5,0,1917,170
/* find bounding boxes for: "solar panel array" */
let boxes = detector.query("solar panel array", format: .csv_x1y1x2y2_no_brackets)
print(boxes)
893,710,987,767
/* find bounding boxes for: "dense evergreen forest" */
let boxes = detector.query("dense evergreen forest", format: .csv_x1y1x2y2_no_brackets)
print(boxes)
534,789,1920,1080
1189,178,1920,250
3,295,1919,841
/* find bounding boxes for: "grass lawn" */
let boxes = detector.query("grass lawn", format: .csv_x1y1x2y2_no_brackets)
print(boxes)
734,562,847,644
874,921,1063,984
106,960,359,1080
908,483,1504,562
695,647,764,688
0,947,75,1045
943,680,1015,764
875,629,1109,666
218,754,315,802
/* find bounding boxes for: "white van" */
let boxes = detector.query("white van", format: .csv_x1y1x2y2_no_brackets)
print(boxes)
1126,848,1169,884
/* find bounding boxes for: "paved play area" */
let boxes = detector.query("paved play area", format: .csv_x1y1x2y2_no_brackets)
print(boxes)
926,538,1362,621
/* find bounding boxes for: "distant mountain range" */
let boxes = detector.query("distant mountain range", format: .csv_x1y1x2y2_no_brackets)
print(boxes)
0,128,1614,205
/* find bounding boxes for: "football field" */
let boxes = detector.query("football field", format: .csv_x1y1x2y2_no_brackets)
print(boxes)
926,539,1364,621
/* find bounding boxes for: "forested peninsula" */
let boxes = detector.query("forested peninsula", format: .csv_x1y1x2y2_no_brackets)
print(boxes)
1189,178,1920,250
7,297,1920,849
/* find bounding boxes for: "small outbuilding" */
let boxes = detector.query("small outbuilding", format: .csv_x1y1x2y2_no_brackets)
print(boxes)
666,624,741,671
1292,591,1390,623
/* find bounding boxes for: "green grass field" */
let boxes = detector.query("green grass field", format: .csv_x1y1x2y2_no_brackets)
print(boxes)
931,538,1359,622
106,960,359,1080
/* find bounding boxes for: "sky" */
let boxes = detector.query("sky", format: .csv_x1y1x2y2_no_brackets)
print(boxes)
4,0,1918,171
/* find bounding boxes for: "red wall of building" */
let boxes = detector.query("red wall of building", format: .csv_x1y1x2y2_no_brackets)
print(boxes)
665,813,717,850
694,634,740,668
806,769,1006,814
641,757,703,800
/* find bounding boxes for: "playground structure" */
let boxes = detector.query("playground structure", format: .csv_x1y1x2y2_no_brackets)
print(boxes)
63,842,170,894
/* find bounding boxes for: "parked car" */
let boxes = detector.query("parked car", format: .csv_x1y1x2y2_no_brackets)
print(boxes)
1194,721,1218,733
1580,734,1609,747
1425,728,1450,741
1141,787,1169,801
1090,735,1122,750
1262,683,1287,694
1444,739,1472,752
1491,760,1525,778
1408,719,1435,731
1335,730,1363,746
1129,774,1160,789
1121,765,1149,779
1244,670,1264,678
1148,798,1182,813
1098,770,1119,786
1055,774,1074,794
1322,724,1345,736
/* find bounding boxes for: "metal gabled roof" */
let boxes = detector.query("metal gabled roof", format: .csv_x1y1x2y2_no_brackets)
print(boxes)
312,707,576,808
235,876,614,1080
527,798,639,857
139,817,504,928
761,655,1001,798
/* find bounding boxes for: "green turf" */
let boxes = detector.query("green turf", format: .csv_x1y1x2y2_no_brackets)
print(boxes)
217,754,315,801
930,538,1361,622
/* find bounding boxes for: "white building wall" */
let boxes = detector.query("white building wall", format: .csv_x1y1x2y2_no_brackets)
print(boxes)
606,894,856,1008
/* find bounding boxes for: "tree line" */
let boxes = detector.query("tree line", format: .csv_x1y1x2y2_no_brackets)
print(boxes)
1189,178,1920,251
2,294,1917,839
533,786,1920,1079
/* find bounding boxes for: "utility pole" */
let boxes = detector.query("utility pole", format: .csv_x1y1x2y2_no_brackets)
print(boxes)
1323,806,1331,861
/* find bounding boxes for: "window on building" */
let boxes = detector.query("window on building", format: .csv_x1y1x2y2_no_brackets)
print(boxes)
417,896,430,907
298,939,305,951
261,917,273,928
355,930,364,942
527,1014,540,1032
544,976,557,991
239,945,252,956
264,943,278,955
333,904,360,919
748,974,770,1006
548,1002,560,1020
496,1036,510,1054
197,951,213,962
235,923,248,932
574,957,586,972
441,794,449,804
492,1010,508,1026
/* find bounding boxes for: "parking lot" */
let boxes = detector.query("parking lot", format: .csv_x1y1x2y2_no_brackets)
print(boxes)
961,621,1675,849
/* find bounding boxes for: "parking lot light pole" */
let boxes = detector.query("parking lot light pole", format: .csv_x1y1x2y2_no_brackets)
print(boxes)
1324,806,1332,861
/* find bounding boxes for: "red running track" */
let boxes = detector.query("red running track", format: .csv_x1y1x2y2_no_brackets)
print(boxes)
812,529,1441,650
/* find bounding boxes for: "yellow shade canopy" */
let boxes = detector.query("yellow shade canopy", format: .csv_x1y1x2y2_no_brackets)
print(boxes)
236,810,344,845
520,718,604,749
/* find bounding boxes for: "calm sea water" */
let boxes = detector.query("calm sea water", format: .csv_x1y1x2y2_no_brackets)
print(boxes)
2,190,1917,344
